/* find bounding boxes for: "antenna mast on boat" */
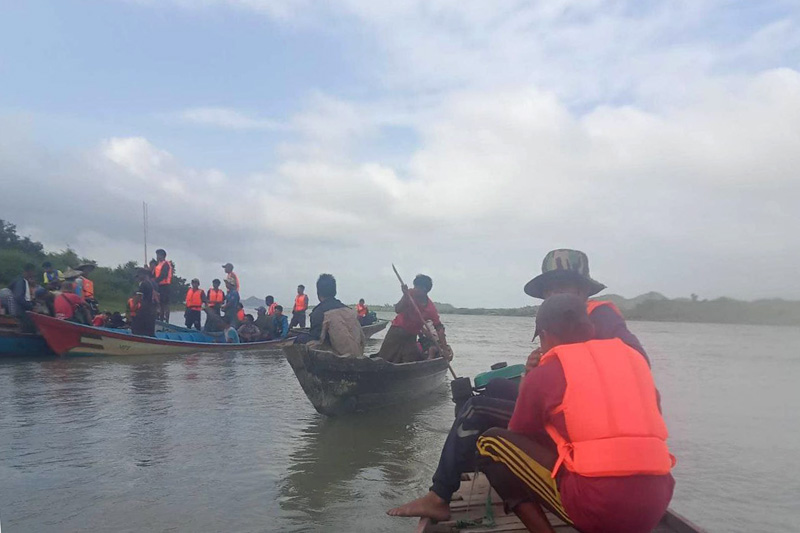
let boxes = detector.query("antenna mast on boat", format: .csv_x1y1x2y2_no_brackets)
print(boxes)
143,201,149,265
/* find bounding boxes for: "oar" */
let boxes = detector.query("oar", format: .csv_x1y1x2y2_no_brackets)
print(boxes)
391,264,457,379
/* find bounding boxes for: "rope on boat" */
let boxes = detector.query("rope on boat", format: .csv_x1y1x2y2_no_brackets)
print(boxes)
455,472,496,529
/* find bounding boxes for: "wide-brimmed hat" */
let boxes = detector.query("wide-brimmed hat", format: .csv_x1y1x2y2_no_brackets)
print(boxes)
62,268,84,280
76,263,96,273
524,249,606,299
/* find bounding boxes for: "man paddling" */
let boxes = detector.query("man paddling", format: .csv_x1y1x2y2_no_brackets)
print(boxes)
387,249,647,522
375,274,448,363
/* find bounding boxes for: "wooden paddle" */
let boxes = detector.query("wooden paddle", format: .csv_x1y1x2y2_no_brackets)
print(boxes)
391,264,457,379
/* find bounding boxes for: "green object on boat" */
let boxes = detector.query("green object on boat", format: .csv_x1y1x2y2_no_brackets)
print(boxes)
473,363,525,389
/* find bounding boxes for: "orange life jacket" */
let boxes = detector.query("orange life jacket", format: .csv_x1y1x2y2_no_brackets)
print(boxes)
128,297,141,317
185,288,204,310
226,272,240,291
356,303,368,318
586,300,623,317
540,338,675,478
268,303,277,316
154,261,173,286
294,294,308,312
80,277,95,299
236,308,245,322
207,288,224,307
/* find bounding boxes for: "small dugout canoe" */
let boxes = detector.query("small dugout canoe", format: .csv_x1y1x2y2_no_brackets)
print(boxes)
284,343,450,416
29,312,294,357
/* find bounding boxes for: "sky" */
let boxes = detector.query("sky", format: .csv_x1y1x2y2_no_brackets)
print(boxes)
1,0,799,308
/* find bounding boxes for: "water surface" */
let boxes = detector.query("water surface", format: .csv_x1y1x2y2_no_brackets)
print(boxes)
1,316,798,532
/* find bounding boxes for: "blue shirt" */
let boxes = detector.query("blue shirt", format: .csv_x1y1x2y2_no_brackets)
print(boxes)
224,289,240,315
272,314,289,339
224,326,240,343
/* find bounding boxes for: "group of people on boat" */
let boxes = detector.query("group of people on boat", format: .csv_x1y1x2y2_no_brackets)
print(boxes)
0,261,100,332
387,249,675,533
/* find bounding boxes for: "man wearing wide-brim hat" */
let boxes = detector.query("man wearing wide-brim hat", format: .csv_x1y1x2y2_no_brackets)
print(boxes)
387,248,648,523
523,249,646,365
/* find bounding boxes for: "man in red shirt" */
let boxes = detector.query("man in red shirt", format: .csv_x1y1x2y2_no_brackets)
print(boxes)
477,294,674,533
54,281,90,324
375,274,448,363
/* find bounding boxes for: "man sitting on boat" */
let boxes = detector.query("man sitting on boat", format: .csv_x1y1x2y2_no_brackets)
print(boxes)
476,294,674,533
54,281,91,324
376,274,447,363
237,314,261,342
295,273,364,356
269,305,289,339
223,315,240,343
388,249,648,523
4,263,37,331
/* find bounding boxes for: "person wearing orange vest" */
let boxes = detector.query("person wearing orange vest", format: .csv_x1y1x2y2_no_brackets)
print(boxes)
206,278,225,315
265,295,278,316
388,249,649,523
127,296,140,324
476,294,674,533
356,298,368,318
222,263,239,292
289,284,309,328
153,249,173,322
184,278,205,330
236,303,246,323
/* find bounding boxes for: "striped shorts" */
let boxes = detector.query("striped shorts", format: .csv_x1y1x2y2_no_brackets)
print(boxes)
476,428,573,526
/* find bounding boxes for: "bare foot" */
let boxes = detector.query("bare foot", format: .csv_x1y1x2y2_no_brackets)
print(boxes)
387,491,451,521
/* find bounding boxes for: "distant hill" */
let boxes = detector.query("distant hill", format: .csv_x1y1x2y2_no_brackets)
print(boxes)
596,292,668,311
242,296,263,308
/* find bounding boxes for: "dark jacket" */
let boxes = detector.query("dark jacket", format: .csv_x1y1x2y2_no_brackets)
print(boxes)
309,298,346,340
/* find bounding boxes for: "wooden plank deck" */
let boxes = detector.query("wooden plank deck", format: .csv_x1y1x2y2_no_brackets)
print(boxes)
417,473,706,533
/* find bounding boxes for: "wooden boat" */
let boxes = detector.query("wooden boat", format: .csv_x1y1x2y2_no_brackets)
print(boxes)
419,472,705,532
0,316,54,357
29,312,294,357
284,343,450,416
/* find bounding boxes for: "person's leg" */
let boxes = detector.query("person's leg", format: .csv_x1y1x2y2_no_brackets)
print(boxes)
477,428,572,529
387,395,516,520
298,311,306,328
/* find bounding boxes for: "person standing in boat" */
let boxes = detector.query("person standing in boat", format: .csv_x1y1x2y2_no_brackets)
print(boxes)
153,249,172,323
388,249,647,523
184,278,205,330
375,274,447,363
131,268,157,337
206,279,225,315
222,278,240,325
476,294,674,533
222,263,239,293
289,285,309,328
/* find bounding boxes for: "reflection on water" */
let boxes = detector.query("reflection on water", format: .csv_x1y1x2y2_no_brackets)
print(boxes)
0,317,798,532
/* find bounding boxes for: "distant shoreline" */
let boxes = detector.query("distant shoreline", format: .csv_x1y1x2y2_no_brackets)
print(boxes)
366,294,800,327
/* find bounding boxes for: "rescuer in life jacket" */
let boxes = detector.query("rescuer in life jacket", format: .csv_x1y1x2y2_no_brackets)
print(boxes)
206,279,225,315
153,249,173,322
476,293,675,533
289,284,309,329
184,278,205,330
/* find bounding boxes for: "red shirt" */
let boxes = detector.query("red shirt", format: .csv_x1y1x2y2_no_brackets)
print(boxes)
92,315,106,327
510,358,674,533
55,292,85,320
391,289,442,334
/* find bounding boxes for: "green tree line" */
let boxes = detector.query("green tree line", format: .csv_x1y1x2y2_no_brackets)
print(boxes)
0,219,189,312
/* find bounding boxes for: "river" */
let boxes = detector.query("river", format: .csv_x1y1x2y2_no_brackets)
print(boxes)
1,315,798,532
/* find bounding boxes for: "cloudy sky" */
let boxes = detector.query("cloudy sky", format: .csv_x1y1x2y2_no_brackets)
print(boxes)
1,0,798,307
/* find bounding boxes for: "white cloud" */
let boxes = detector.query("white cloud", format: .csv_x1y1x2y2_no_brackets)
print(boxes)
6,1,800,305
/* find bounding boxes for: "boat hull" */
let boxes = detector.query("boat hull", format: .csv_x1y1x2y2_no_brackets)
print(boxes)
0,316,54,357
284,344,449,416
29,313,293,357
